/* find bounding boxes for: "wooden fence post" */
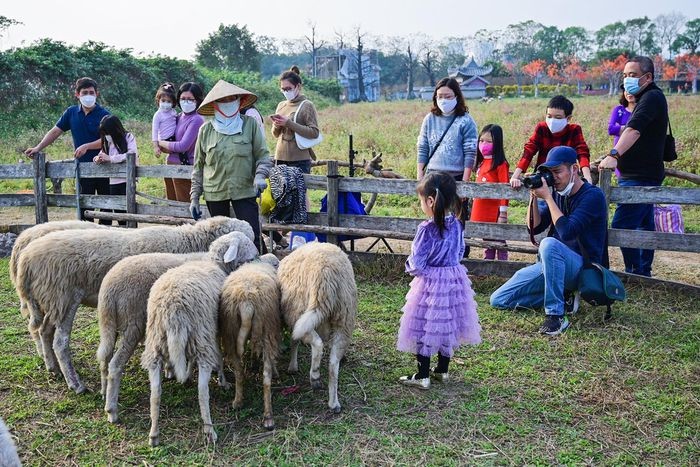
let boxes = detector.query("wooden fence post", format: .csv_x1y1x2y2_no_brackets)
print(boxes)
598,168,612,206
126,152,137,228
33,152,48,224
326,160,339,245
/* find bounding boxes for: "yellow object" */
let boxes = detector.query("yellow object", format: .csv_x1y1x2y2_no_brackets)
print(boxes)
258,178,275,215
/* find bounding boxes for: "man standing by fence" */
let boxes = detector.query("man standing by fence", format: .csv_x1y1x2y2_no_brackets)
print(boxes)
490,146,607,335
599,56,668,277
24,77,111,223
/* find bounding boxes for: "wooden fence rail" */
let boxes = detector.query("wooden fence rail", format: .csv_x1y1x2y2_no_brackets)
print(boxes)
1,152,699,255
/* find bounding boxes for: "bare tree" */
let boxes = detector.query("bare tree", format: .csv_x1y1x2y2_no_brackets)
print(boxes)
304,21,326,78
417,35,440,87
655,12,686,59
354,26,369,102
334,29,346,50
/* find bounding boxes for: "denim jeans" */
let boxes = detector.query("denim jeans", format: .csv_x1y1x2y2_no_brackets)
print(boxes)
490,237,583,316
611,178,661,276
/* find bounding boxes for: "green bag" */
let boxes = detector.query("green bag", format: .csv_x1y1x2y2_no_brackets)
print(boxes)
578,263,626,306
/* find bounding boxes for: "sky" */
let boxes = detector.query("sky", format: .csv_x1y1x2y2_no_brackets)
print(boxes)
2,0,699,60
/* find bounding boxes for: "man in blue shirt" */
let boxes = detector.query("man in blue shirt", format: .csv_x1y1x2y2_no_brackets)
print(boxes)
490,146,608,335
25,77,111,221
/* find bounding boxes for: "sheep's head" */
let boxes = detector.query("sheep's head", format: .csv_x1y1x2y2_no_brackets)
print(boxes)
197,216,254,243
259,253,280,269
209,231,259,273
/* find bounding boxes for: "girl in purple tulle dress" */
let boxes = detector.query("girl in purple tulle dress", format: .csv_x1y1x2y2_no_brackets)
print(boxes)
397,172,481,389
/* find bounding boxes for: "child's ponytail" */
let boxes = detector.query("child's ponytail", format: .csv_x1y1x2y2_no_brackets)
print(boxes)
417,172,459,236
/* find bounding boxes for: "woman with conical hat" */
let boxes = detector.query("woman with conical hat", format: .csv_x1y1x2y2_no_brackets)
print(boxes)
190,79,273,253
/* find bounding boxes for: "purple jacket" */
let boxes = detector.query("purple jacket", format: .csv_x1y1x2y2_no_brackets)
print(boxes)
608,105,632,146
166,111,205,165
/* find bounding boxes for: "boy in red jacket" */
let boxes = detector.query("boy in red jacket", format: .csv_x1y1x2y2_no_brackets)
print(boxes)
510,95,592,187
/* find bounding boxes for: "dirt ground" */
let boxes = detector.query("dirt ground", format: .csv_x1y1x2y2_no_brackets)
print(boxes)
2,206,698,286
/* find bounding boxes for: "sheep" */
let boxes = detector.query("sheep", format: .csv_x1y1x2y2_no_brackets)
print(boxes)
0,416,21,467
277,242,357,414
15,216,254,394
9,221,106,356
219,255,281,430
97,251,208,423
140,231,259,447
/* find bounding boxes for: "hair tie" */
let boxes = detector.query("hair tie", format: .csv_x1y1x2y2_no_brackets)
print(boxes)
435,187,440,200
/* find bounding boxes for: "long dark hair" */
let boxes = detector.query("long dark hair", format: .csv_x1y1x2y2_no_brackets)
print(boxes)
476,124,509,174
431,77,467,116
99,115,129,154
416,172,460,235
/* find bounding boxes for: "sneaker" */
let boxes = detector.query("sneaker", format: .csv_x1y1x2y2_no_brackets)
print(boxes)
539,315,570,336
564,291,581,315
430,368,449,383
399,374,430,390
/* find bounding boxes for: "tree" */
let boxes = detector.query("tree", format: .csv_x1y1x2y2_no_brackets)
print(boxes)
655,12,686,59
304,22,326,78
0,16,21,38
677,53,700,93
195,23,260,72
354,27,369,102
418,37,440,87
624,17,660,56
592,54,627,96
663,63,678,81
522,59,546,97
595,22,632,59
561,27,592,61
672,18,700,55
561,58,588,93
533,26,565,63
503,21,543,64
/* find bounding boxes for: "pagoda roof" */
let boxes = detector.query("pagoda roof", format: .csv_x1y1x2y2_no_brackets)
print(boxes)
452,57,493,77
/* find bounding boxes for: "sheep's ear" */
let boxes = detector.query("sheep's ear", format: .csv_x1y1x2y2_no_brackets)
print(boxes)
223,240,240,264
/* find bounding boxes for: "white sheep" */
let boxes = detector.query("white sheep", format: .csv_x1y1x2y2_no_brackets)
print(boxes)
219,255,281,430
0,416,21,467
277,242,357,414
9,221,106,356
15,216,253,394
140,231,259,447
97,251,208,423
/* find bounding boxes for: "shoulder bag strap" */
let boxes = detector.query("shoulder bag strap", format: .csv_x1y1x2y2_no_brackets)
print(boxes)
668,118,673,137
293,100,306,124
426,115,457,164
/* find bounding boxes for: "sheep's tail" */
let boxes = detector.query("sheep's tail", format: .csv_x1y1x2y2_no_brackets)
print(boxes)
96,320,117,366
167,327,189,383
237,302,254,357
292,308,323,341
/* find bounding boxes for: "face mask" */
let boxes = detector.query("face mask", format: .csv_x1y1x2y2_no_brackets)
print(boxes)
215,100,240,117
479,142,494,156
159,101,173,111
79,94,96,108
623,76,643,95
282,88,298,101
546,117,568,134
212,100,243,135
556,166,576,197
180,99,197,114
437,98,457,114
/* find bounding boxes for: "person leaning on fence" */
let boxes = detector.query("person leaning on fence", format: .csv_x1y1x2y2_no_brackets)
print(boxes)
490,146,607,336
599,56,668,277
24,76,111,222
189,79,273,253
157,82,206,202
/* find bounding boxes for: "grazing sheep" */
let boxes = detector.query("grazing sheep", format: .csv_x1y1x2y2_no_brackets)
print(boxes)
219,255,281,430
0,417,21,467
141,231,259,447
9,221,106,356
16,216,253,394
97,251,208,423
277,242,357,414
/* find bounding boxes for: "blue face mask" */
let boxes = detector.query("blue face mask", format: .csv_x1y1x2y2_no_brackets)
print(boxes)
623,75,646,95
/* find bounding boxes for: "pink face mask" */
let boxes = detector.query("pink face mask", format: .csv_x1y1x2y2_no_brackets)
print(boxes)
479,142,494,156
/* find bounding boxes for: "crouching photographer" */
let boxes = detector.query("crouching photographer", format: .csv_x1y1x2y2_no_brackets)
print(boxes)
489,146,608,335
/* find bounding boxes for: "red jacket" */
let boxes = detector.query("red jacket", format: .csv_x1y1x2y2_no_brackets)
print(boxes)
517,122,590,172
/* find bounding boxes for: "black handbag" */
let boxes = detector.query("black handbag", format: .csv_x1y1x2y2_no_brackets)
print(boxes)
663,120,677,162
576,237,626,320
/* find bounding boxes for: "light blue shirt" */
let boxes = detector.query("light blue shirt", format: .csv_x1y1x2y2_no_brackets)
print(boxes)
417,112,478,174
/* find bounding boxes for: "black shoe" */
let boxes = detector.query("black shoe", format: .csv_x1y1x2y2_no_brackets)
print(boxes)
539,315,570,336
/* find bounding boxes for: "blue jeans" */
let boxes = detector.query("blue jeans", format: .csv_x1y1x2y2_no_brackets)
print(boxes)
611,178,661,276
490,237,583,316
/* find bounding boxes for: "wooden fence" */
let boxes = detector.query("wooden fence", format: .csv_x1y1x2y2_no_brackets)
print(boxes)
2,152,700,285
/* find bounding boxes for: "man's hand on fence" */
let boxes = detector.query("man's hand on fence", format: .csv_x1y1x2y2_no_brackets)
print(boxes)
189,199,202,221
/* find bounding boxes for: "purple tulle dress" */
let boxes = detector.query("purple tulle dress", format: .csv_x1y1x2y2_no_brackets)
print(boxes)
397,215,481,357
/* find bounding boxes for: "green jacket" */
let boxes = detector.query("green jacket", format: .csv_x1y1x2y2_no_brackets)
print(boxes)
191,116,272,202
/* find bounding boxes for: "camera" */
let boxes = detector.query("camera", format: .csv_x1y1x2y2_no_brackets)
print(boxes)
522,169,555,189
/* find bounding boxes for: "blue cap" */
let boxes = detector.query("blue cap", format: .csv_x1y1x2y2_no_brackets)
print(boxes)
539,146,577,168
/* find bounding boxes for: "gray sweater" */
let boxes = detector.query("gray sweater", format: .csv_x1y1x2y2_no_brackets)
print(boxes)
417,112,478,174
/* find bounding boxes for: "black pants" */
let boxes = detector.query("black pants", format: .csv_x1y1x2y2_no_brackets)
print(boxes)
80,177,111,225
206,197,267,254
110,183,127,227
416,353,450,378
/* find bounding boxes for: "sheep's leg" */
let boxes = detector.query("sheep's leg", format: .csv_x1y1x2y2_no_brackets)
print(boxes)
53,300,86,394
287,339,299,374
328,332,349,414
302,331,324,390
198,364,217,445
105,334,142,423
216,354,230,390
148,362,162,447
22,300,44,357
38,321,60,375
262,352,275,430
231,354,245,410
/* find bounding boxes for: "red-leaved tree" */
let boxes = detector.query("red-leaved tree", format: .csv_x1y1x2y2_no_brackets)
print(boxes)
561,58,588,94
676,54,700,93
522,59,546,97
592,54,627,96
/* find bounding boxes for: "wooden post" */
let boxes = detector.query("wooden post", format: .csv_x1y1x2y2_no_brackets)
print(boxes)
598,168,612,206
326,160,340,245
33,152,48,224
126,152,137,228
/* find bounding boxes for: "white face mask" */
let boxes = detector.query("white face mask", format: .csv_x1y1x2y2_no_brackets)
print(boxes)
546,117,568,134
216,100,240,117
212,100,243,135
79,94,96,108
180,99,197,114
282,88,298,101
159,101,173,111
556,166,576,197
437,98,457,114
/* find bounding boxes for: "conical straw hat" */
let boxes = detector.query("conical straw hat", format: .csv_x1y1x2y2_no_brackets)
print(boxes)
197,79,258,116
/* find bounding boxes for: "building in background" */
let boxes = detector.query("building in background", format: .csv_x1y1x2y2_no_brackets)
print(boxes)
317,49,381,102
448,57,493,99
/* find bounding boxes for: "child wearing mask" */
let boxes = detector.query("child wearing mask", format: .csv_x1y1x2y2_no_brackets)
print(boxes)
510,95,591,187
152,83,178,158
